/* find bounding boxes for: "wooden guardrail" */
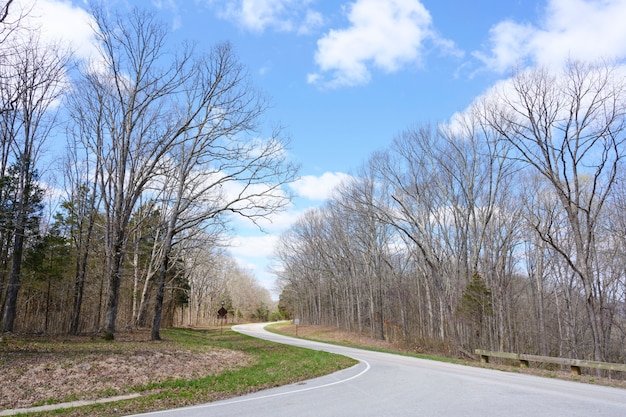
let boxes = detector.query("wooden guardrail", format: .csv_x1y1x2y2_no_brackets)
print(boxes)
475,349,626,376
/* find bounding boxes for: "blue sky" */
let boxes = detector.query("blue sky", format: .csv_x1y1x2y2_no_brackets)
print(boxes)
18,0,626,296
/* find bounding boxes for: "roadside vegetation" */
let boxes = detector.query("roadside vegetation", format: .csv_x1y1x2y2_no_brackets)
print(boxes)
268,322,626,390
275,61,626,366
0,327,356,416
3,322,625,416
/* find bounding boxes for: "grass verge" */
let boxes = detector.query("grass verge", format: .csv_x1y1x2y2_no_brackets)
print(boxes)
267,322,626,390
266,322,464,365
2,327,356,417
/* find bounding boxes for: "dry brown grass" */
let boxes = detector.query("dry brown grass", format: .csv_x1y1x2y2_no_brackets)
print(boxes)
274,323,626,390
0,330,249,411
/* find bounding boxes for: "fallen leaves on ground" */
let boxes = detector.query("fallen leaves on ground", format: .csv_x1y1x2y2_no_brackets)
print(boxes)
0,330,249,410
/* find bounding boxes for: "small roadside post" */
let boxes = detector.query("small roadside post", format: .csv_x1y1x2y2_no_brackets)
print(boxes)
294,318,300,336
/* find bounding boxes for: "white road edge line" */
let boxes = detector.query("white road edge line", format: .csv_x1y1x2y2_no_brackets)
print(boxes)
195,359,371,409
133,323,371,416
138,359,371,416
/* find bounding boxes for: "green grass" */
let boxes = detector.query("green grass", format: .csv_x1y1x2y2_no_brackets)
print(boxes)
15,327,356,417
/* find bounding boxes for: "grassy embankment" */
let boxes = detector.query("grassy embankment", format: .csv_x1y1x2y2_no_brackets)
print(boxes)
267,321,626,390
0,327,356,417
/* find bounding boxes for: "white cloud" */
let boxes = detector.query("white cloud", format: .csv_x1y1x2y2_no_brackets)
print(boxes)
230,234,279,259
16,0,97,62
308,0,446,88
214,0,323,34
229,201,304,232
475,0,626,72
298,8,324,35
290,171,353,201
259,207,304,230
228,234,282,296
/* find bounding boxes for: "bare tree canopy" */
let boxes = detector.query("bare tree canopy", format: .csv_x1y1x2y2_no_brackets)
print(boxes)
276,60,626,363
479,61,626,361
0,3,293,339
0,33,71,333
65,6,296,339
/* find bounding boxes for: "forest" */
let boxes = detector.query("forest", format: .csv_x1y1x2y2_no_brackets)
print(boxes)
276,62,626,363
2,0,626,368
0,4,297,340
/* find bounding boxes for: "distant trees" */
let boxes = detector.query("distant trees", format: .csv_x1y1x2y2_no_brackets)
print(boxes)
180,245,273,327
277,61,626,363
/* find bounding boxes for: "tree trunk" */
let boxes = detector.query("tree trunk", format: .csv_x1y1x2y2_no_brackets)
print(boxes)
2,228,24,333
136,229,161,327
69,210,96,335
103,239,124,340
151,216,175,340
151,253,168,341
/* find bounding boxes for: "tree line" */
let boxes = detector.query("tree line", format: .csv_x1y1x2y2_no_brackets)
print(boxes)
0,3,297,339
276,61,626,363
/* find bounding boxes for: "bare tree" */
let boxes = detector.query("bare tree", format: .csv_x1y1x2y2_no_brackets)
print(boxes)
184,245,230,327
71,6,207,339
71,6,296,339
63,69,108,335
1,34,69,332
147,42,296,340
224,260,272,321
0,1,31,115
0,1,12,23
481,61,626,361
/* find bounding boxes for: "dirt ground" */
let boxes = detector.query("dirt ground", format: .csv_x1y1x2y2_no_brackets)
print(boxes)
0,330,250,411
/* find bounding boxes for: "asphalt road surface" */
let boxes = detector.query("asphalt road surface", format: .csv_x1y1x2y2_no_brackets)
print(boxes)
132,323,626,417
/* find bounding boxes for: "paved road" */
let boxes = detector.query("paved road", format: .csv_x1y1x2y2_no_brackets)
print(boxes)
132,323,626,417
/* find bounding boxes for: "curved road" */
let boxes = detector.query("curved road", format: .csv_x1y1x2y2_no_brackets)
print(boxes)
133,323,626,417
